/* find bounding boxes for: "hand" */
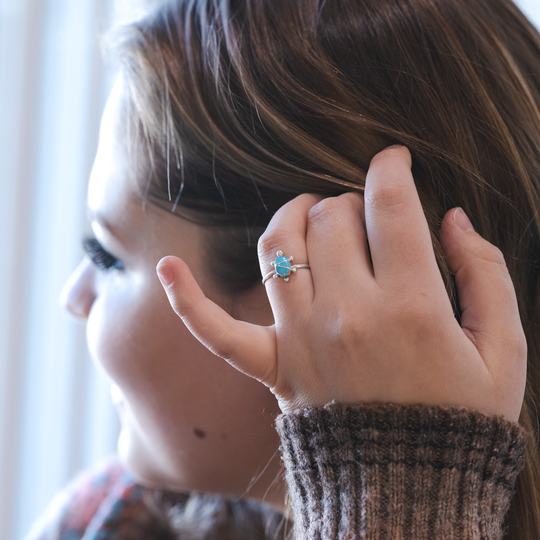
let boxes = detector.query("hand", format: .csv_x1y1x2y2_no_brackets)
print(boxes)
156,146,527,421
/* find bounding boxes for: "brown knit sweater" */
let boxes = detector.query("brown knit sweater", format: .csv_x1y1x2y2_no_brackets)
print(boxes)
276,402,529,540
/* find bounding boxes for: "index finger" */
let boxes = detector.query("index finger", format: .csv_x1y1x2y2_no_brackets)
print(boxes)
364,146,442,290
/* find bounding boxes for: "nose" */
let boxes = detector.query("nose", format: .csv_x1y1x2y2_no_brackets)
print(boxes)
59,258,96,321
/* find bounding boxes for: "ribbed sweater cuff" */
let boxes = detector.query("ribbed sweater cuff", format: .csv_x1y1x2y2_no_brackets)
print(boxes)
276,402,529,540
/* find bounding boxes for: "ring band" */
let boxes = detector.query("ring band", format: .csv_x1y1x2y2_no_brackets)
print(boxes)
262,251,311,284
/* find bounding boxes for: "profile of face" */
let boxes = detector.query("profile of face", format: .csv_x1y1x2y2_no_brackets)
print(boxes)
60,78,285,507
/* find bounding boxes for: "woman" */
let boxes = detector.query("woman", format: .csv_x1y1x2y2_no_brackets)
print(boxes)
30,0,539,538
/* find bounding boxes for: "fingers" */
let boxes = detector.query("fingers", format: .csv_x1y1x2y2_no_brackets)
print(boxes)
156,256,277,386
306,192,373,298
440,208,527,373
258,194,322,317
364,146,443,290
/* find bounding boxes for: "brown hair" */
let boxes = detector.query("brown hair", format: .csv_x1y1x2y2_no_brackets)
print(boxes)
143,490,292,540
109,0,540,537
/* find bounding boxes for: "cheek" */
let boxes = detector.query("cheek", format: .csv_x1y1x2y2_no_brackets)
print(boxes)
86,275,195,393
86,276,214,463
86,273,282,494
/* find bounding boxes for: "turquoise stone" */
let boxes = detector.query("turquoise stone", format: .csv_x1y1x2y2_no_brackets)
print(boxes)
275,256,291,276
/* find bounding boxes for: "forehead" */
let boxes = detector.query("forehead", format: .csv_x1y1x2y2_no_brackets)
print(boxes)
85,78,208,260
88,77,142,238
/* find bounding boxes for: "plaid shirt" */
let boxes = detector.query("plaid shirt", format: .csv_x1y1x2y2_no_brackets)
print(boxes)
24,456,180,540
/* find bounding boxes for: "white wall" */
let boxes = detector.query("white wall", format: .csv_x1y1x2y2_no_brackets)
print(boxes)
0,0,173,537
0,1,539,539
0,1,118,539
515,0,540,28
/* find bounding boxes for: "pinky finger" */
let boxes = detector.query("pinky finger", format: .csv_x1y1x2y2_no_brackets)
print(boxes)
156,256,277,387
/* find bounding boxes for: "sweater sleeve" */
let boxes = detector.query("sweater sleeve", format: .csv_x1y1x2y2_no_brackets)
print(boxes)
275,402,529,540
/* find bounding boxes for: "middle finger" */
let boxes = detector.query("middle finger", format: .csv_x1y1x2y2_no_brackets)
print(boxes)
306,192,374,300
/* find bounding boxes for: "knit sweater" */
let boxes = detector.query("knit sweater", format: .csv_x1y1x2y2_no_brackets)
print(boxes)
275,402,529,540
26,403,529,540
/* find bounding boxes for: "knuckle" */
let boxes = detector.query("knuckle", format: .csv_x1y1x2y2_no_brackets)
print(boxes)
407,302,438,328
331,307,375,348
335,313,360,343
507,324,527,360
295,192,322,206
365,183,408,213
494,325,528,378
329,314,365,352
307,197,348,225
339,191,365,207
392,292,439,330
258,228,291,259
212,329,237,362
515,331,528,360
473,243,508,270
211,342,234,363
307,193,364,227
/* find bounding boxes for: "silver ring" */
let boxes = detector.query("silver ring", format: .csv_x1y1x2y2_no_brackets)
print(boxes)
262,251,311,284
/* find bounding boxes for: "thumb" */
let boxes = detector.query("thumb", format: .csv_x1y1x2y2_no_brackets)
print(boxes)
156,256,277,386
440,208,526,373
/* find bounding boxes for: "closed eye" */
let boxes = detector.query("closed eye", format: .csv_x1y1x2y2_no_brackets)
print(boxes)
82,236,125,271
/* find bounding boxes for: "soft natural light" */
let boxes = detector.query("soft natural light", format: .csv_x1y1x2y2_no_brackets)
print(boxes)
516,0,540,25
0,1,539,539
0,1,160,539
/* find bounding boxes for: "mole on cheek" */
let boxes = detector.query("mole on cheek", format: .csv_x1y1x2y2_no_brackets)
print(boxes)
193,428,206,439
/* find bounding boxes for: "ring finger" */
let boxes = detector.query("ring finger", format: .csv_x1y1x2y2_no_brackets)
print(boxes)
258,193,322,318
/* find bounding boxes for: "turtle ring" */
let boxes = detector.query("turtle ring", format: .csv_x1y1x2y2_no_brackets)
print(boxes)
262,251,311,284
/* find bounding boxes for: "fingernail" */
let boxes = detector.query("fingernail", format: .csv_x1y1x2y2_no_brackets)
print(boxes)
387,144,403,150
454,207,474,232
157,263,175,287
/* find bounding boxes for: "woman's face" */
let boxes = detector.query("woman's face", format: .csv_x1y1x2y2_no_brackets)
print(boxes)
60,79,284,507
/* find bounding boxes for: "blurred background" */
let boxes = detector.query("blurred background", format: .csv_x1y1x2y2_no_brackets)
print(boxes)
0,1,164,538
0,0,539,538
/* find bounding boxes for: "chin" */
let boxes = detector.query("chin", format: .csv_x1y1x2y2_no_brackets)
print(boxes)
111,386,184,490
116,421,186,492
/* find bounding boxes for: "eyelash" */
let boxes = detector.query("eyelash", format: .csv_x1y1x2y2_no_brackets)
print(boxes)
82,237,125,271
